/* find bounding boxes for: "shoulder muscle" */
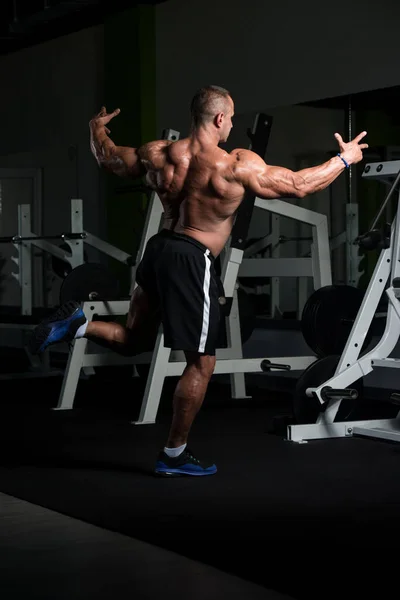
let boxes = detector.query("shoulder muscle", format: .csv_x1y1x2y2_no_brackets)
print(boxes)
230,148,303,199
138,140,171,170
230,148,266,184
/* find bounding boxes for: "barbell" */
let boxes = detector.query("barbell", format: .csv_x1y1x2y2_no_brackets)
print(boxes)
0,230,87,279
0,229,135,281
0,232,86,243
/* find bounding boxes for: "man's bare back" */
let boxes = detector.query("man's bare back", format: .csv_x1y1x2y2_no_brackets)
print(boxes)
139,137,246,256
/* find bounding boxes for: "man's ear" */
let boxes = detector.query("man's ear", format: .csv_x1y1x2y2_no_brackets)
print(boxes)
214,112,224,129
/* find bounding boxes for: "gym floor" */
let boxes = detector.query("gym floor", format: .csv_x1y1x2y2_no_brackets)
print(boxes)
0,354,399,600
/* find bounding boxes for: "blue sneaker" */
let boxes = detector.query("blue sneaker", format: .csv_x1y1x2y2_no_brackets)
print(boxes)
154,448,217,477
28,300,86,354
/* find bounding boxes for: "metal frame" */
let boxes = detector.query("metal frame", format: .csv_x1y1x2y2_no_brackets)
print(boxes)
0,167,43,311
294,151,361,289
240,199,358,318
17,199,85,314
0,198,133,380
9,198,132,314
240,198,332,318
240,198,332,287
329,202,360,287
242,214,282,317
287,160,400,444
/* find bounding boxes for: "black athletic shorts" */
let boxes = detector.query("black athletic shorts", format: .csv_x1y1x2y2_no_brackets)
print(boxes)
135,229,222,355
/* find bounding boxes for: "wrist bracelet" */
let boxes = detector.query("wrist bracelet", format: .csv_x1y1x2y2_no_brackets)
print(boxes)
337,153,349,168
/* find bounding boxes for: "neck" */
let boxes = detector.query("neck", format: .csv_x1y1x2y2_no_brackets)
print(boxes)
190,123,221,147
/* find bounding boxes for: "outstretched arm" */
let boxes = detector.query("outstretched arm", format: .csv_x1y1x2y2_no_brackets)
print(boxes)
89,106,145,178
233,131,368,199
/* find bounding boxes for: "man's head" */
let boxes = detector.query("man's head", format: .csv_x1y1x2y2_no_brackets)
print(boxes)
190,85,234,142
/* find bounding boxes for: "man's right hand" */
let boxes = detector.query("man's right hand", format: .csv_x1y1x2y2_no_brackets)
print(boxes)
334,131,369,166
89,106,121,134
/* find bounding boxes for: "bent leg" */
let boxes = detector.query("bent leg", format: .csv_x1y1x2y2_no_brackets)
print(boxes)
29,287,159,357
85,285,159,356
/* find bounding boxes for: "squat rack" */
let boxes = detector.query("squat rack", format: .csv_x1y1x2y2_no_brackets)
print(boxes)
287,159,400,444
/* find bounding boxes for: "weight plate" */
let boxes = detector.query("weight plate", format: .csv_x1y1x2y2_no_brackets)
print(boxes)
301,285,373,357
51,243,88,280
59,262,120,304
293,354,364,424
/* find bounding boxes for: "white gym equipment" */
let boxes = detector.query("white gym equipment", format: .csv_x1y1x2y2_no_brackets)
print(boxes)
11,199,131,316
287,159,400,443
0,199,132,380
239,203,358,319
55,117,334,419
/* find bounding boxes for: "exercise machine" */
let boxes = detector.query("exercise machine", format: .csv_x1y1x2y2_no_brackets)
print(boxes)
286,159,400,443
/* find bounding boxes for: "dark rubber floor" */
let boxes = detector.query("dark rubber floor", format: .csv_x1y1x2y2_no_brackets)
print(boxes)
0,371,398,599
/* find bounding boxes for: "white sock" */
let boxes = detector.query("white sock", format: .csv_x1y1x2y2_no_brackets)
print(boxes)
74,320,88,339
164,443,186,458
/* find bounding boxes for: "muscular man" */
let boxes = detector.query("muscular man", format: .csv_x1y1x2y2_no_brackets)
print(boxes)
29,85,368,477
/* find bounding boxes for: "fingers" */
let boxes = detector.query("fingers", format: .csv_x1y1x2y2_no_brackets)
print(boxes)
103,107,121,124
97,106,120,119
334,132,344,145
354,130,367,143
335,131,368,152
90,106,120,130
